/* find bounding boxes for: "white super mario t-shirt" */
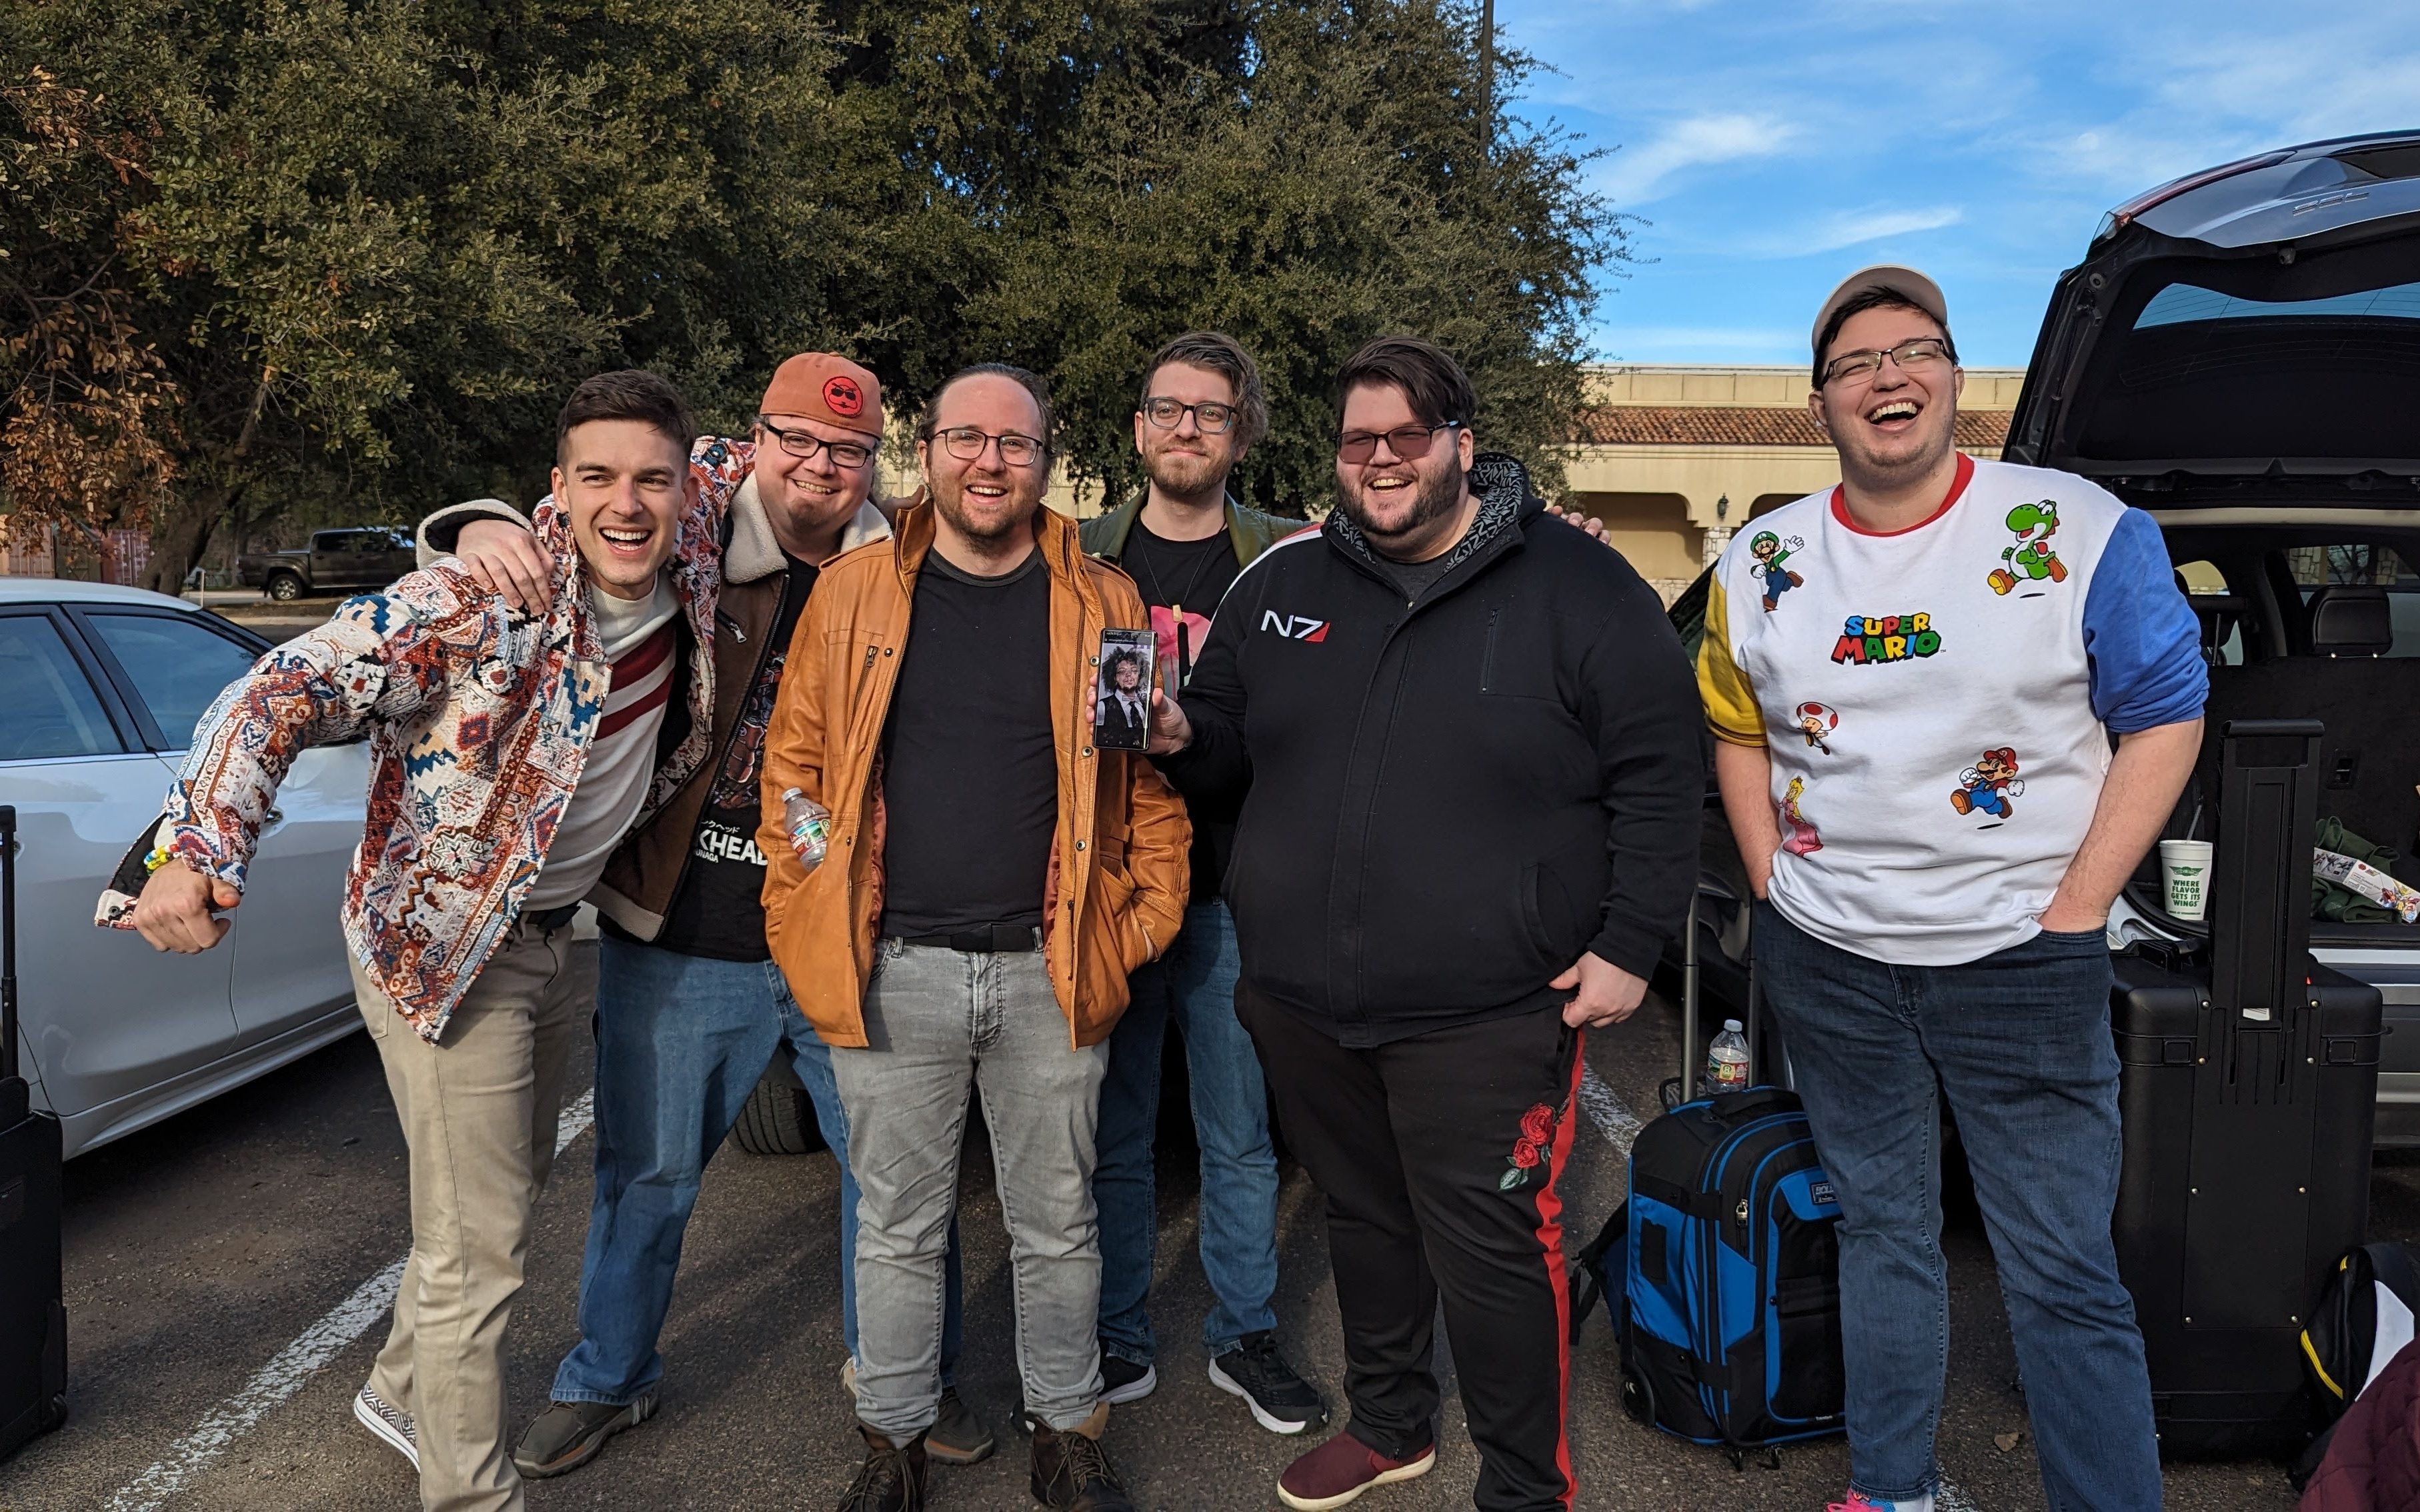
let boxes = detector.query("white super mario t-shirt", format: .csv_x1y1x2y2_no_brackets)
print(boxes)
1696,454,2205,966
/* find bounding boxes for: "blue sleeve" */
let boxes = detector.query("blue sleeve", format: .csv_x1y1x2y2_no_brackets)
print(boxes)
2084,507,2207,733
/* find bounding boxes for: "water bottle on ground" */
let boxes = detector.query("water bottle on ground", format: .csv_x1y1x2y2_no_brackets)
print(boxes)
1703,1019,1750,1097
780,787,831,870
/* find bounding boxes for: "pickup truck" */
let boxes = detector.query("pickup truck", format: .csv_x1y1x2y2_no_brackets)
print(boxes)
237,527,418,601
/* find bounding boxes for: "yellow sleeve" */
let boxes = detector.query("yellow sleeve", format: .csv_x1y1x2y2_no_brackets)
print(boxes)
1696,573,1768,747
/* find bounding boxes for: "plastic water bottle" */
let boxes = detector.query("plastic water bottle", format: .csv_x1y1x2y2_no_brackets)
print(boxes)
1704,1019,1750,1097
780,787,831,869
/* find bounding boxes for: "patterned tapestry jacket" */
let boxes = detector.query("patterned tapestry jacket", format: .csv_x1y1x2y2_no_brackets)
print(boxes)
95,439,748,1042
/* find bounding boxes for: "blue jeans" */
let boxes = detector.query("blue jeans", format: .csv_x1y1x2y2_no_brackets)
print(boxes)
551,937,962,1406
1754,902,2159,1511
1094,901,1280,1362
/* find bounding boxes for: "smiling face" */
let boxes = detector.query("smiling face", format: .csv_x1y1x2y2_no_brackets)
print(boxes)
1134,361,1246,500
918,371,1049,553
1332,380,1476,555
1809,303,1965,489
755,411,878,552
552,418,688,600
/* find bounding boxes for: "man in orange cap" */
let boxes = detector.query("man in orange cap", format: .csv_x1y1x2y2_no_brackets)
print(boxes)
419,355,990,1482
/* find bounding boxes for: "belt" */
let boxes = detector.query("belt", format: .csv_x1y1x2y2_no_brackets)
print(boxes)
520,903,581,933
900,924,1038,953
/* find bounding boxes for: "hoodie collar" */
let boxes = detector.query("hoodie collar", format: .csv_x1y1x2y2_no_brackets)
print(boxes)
1326,451,1538,585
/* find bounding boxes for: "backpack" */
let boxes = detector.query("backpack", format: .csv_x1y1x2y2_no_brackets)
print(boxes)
2291,1241,2420,1489
1571,1086,1847,1465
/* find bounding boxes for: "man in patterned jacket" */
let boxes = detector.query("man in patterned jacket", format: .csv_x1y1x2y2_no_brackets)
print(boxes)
100,370,739,1512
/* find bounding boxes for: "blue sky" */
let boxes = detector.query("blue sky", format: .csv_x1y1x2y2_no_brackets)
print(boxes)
1498,1,2420,368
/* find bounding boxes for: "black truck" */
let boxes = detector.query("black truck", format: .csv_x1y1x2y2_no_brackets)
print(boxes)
237,528,418,601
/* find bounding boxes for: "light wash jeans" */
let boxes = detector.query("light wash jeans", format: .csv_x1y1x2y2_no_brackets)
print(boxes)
1755,901,2160,1512
832,939,1110,1437
1094,900,1280,1363
551,938,964,1407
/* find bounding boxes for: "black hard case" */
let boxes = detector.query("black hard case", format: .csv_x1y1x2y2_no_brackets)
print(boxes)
2111,723,2380,1455
0,805,68,1459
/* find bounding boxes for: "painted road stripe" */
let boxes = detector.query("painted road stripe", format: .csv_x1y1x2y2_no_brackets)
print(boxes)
1578,1064,1645,1157
1939,1476,1981,1511
105,1089,597,1512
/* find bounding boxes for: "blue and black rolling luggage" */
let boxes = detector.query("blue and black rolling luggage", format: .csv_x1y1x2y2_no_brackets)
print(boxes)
1572,1086,1846,1466
0,805,68,1460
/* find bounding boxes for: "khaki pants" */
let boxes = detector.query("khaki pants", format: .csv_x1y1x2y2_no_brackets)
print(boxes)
351,919,591,1512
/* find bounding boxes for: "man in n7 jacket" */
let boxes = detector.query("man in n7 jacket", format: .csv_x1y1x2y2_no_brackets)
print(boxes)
1143,336,1703,1512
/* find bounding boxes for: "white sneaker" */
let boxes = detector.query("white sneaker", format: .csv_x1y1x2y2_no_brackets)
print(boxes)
353,1385,418,1471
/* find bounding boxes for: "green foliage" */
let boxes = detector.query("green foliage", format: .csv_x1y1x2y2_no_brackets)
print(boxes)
1,0,1616,586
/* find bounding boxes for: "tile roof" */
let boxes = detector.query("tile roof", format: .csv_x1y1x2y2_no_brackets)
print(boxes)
1574,405,2012,449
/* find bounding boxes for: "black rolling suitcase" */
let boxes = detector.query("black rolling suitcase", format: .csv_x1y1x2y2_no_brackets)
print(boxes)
0,805,69,1458
2112,722,2381,1456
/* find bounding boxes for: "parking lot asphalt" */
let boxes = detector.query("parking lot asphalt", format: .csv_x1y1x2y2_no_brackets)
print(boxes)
0,963,2363,1511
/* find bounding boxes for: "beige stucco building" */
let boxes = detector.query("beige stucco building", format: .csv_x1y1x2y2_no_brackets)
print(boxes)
1566,363,2023,601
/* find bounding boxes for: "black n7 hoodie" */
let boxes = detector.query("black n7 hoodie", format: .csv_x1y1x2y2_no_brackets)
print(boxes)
1160,455,1704,1046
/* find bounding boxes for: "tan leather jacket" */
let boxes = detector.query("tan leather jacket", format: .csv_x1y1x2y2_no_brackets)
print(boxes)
758,498,1192,1048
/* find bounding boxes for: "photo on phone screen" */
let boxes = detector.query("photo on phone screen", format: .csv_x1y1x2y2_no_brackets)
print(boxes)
1094,628,1157,752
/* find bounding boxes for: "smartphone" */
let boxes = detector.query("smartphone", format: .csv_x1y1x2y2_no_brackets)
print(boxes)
1094,627,1157,751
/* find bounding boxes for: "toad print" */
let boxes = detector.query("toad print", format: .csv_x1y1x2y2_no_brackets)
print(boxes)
1793,702,1839,754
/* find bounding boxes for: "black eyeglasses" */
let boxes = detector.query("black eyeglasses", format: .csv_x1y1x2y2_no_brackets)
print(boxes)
1820,337,1953,388
1141,397,1238,434
758,417,876,469
1336,421,1458,465
931,426,1046,468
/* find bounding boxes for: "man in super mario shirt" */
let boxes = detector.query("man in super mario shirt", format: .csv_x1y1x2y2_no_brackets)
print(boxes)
1696,267,2205,1512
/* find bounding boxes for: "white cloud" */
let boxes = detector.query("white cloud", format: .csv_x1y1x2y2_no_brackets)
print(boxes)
1596,113,1802,205
1786,204,1967,256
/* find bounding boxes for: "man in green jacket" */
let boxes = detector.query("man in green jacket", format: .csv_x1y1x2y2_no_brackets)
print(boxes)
1077,332,1328,1437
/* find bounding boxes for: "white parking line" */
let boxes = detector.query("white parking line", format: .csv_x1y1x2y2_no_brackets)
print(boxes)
1938,1475,1982,1511
1577,1064,1645,1158
105,1089,597,1512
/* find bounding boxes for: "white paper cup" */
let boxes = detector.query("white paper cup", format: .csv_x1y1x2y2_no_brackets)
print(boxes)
2159,839,2214,922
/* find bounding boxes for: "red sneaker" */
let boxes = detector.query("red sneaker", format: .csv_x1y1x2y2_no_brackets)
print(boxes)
1276,1432,1436,1510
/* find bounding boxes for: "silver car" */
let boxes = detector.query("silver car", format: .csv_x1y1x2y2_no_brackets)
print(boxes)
0,579,365,1157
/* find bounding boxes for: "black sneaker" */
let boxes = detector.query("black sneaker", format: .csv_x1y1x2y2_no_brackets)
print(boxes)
1210,1332,1330,1435
512,1393,658,1478
1099,1353,1156,1406
926,1387,996,1466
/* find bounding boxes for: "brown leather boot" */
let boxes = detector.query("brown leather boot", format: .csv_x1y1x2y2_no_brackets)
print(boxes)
836,1423,927,1512
1027,1402,1134,1510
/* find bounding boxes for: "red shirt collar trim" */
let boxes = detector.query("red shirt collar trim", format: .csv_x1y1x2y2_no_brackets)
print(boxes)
1829,452,1975,537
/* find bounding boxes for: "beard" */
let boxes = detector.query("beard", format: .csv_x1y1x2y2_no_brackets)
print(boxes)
931,472,1040,545
1142,441,1226,500
1334,457,1466,553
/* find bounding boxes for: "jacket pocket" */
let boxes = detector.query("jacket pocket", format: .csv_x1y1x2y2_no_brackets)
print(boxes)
1090,861,1153,975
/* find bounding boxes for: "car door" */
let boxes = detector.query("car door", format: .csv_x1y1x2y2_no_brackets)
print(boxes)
0,606,237,1120
73,606,369,1047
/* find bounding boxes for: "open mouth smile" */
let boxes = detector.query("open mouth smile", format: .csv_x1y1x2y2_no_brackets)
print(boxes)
1863,399,1923,431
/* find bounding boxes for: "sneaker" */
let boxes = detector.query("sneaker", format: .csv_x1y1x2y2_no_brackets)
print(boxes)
1027,1403,1132,1510
1210,1332,1330,1435
1099,1353,1156,1406
926,1387,996,1466
1829,1497,1935,1512
352,1385,417,1471
1277,1431,1435,1511
511,1393,657,1479
838,1424,928,1512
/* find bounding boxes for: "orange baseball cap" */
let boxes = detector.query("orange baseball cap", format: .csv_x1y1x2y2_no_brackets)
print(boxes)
760,353,884,439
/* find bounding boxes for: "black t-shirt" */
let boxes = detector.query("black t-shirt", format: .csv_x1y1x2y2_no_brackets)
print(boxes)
1117,518,1244,905
878,549,1057,937
1376,547,1456,603
649,555,820,961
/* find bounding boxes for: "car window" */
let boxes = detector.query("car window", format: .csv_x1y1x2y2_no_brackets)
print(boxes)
84,612,263,747
2135,280,2420,327
0,615,124,761
2173,558,2249,667
2285,544,2420,658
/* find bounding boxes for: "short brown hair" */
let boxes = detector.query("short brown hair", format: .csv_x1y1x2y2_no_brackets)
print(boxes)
555,370,696,468
918,362,1056,459
1141,331,1270,450
1812,290,1957,386
1334,336,1477,433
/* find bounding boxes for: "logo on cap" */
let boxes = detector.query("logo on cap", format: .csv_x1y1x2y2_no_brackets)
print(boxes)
823,375,864,418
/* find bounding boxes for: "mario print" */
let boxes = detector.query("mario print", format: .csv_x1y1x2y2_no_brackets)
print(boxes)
1793,701,1839,754
1750,531,1806,612
1988,501,2067,595
1951,747,2025,821
1779,776,1823,855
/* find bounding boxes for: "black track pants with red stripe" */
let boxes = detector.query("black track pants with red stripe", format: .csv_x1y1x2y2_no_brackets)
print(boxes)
1239,988,1583,1511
